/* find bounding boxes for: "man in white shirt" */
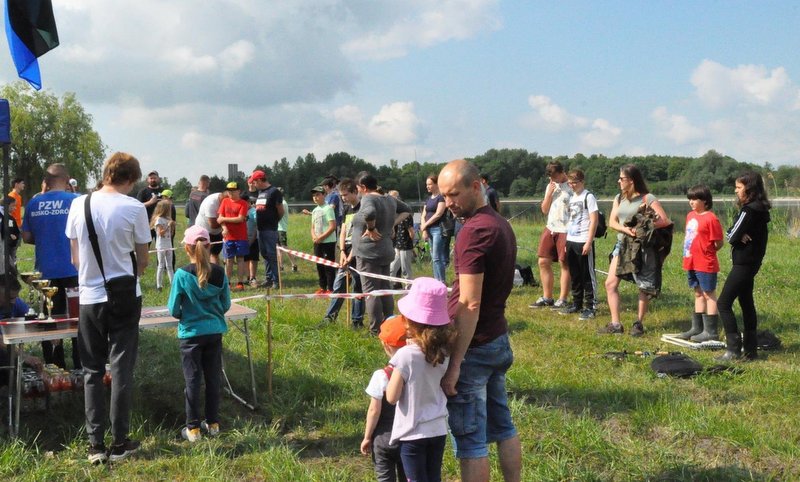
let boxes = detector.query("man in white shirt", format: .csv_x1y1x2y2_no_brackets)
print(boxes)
194,192,225,264
66,152,151,465
530,162,572,309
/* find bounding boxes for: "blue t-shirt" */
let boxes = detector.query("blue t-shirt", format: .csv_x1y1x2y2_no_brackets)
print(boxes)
325,190,343,226
0,298,30,319
22,190,79,279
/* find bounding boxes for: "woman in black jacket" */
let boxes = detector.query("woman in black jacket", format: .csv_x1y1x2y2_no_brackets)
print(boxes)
717,171,771,361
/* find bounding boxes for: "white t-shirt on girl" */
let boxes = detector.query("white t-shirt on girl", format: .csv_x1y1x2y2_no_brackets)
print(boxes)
388,341,449,444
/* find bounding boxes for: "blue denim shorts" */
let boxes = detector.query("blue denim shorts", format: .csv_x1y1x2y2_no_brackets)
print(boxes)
447,333,517,459
687,270,717,292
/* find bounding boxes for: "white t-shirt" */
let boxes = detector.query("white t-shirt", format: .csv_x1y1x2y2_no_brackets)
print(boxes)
365,368,390,400
195,193,223,235
388,342,449,444
154,217,173,249
546,181,572,233
566,190,599,243
65,191,151,304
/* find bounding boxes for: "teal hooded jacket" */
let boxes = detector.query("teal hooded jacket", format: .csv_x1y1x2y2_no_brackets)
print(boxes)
168,263,230,339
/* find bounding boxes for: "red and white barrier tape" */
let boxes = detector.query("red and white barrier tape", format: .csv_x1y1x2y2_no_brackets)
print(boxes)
276,246,340,268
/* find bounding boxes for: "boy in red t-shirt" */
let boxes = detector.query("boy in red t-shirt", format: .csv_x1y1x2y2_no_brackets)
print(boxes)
678,185,724,342
217,182,250,290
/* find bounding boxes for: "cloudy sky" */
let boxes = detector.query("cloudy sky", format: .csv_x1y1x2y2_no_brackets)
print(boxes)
2,0,800,183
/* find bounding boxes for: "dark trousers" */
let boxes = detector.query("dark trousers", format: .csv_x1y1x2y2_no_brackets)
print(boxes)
357,258,393,334
399,435,446,482
566,240,596,310
718,264,760,334
78,297,141,446
180,333,223,429
314,242,336,290
42,276,81,369
373,431,405,482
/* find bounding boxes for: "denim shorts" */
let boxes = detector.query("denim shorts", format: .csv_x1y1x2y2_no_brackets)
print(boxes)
687,270,718,292
447,333,517,459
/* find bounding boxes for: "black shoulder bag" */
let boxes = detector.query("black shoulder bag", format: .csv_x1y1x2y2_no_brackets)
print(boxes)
84,192,139,315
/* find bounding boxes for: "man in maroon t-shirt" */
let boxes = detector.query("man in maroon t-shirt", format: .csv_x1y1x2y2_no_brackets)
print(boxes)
439,159,521,482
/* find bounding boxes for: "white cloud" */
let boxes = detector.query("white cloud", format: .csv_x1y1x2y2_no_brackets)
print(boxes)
367,102,421,144
651,106,705,144
526,95,588,130
343,0,501,60
580,119,622,149
691,59,799,109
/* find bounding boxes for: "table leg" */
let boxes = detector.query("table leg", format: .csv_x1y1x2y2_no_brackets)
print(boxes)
243,318,257,408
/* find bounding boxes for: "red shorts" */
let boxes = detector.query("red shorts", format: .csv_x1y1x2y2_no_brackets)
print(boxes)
537,228,567,262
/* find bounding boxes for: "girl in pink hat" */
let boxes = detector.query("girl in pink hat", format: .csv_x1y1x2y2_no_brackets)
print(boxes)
386,277,456,482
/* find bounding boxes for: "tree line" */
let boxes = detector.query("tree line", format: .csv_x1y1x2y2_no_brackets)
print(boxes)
165,149,800,203
3,82,799,203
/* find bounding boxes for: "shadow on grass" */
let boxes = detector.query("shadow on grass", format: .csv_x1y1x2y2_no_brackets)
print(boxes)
515,385,662,420
650,464,771,481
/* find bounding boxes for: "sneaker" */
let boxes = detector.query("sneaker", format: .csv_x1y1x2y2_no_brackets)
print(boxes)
529,297,554,308
235,282,245,291
108,438,140,462
201,421,220,437
249,278,258,288
579,309,596,320
259,279,274,289
558,304,580,315
551,299,568,310
181,426,202,443
316,316,335,328
314,288,327,295
292,265,298,272
87,444,108,465
597,322,624,335
630,321,645,337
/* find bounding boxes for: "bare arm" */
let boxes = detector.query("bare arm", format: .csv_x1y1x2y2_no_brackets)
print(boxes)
608,196,633,236
277,202,285,220
541,181,556,214
22,230,34,244
649,200,672,229
70,238,80,271
421,201,446,230
360,397,382,455
584,210,599,255
441,272,483,396
135,242,149,276
385,367,405,405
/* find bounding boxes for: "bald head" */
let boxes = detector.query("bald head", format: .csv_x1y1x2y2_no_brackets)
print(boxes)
438,159,485,218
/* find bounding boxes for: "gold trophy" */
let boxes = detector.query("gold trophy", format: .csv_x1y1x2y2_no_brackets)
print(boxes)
31,279,51,319
19,271,42,318
40,287,60,320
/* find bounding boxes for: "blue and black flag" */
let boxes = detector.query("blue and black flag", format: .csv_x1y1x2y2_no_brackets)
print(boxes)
4,0,59,90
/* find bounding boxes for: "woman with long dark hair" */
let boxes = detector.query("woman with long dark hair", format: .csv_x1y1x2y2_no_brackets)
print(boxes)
600,164,672,336
717,171,771,361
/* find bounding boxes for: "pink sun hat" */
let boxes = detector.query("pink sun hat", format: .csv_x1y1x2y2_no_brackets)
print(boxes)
397,277,451,326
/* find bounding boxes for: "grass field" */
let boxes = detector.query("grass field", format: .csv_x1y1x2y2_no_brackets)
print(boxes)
2,213,799,481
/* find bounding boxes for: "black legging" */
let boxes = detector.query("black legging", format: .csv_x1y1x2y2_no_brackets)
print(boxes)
718,264,760,334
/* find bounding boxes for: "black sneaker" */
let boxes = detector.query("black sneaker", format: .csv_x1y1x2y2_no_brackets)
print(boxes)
292,266,298,272
558,304,580,315
108,438,140,462
529,297,554,308
259,279,274,289
579,309,596,320
630,321,645,337
597,322,624,334
87,444,108,465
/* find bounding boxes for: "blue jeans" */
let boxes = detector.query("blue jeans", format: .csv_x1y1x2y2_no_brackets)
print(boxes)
428,226,450,283
324,267,364,322
447,333,517,459
257,229,279,283
399,435,446,482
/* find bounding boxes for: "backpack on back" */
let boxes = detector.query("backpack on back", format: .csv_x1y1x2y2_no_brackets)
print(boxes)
585,191,607,238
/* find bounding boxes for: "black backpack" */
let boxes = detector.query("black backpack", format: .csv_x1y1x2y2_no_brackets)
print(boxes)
585,191,607,238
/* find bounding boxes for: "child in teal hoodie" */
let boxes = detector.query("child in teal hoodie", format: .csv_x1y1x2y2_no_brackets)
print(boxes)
168,225,231,442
